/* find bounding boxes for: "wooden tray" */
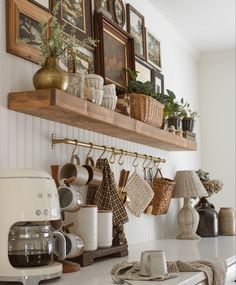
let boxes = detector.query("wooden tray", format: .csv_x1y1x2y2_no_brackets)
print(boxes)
68,244,128,267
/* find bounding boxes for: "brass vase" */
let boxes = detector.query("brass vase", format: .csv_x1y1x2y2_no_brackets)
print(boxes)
33,57,69,91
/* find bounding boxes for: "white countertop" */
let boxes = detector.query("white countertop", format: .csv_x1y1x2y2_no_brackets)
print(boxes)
9,237,236,285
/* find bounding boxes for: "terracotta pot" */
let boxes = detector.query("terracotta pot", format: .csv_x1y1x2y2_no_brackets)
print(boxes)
33,57,69,91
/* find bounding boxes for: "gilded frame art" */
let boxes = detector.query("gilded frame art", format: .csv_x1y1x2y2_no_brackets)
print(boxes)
6,0,51,64
94,12,135,92
51,0,93,44
126,4,146,61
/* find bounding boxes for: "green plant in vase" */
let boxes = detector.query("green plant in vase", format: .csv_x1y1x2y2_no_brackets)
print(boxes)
33,1,77,91
181,101,199,132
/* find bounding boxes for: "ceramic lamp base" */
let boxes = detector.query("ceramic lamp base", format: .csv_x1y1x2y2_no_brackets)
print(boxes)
177,198,200,240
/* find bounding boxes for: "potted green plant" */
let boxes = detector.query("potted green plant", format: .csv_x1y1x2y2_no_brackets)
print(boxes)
125,68,164,128
33,1,78,91
182,103,198,132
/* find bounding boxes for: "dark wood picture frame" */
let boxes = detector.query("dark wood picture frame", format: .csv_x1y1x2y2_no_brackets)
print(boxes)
51,0,93,44
151,68,164,95
6,0,51,64
126,4,146,61
29,0,51,12
146,29,162,71
94,12,135,92
135,57,152,83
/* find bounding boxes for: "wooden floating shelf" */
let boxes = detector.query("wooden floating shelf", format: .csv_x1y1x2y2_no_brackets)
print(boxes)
8,89,197,151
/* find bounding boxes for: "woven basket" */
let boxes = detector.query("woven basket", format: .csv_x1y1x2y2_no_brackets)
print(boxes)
149,168,175,215
129,93,164,128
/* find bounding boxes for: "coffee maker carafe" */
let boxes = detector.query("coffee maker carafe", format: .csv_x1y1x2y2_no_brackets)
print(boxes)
0,169,66,285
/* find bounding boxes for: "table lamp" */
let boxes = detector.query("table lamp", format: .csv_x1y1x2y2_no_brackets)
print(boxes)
172,170,208,240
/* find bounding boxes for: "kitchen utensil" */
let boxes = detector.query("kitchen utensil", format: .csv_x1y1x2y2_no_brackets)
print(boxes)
0,169,64,285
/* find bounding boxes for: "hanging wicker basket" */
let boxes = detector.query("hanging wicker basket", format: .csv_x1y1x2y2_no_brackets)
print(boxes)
148,168,175,215
129,93,164,128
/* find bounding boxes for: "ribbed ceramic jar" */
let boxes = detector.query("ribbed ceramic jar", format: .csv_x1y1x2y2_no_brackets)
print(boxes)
219,207,236,236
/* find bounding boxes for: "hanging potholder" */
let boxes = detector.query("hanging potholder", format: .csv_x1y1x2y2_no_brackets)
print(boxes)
125,172,154,217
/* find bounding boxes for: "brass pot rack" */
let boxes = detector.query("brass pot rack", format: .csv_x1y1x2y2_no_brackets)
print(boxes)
51,134,166,164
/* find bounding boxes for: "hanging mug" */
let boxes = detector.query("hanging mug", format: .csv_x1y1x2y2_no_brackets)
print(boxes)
59,154,89,186
58,185,83,212
82,157,103,186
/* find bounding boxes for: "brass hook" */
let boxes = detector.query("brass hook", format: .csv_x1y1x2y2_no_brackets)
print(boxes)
118,149,125,165
109,147,116,164
147,156,153,169
142,154,148,168
99,145,107,159
132,152,139,167
86,143,94,158
71,140,78,156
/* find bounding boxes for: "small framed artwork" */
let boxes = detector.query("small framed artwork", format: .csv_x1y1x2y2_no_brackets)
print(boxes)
146,30,161,71
75,43,94,74
135,58,152,83
151,68,164,95
126,4,146,61
94,12,135,92
51,0,93,44
94,0,112,19
6,0,51,64
29,0,51,12
112,0,126,28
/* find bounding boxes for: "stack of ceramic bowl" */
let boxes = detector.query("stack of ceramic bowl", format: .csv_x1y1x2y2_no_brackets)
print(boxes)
84,74,104,106
101,84,117,111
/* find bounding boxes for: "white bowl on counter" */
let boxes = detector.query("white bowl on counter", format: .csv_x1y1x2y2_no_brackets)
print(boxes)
85,74,104,90
101,95,117,111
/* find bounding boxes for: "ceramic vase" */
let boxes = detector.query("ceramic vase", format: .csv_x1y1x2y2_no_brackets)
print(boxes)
219,207,236,236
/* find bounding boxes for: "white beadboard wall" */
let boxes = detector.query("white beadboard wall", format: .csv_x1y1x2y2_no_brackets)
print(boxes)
0,0,201,244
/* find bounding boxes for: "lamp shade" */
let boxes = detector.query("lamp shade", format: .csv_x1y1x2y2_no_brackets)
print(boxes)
172,170,208,198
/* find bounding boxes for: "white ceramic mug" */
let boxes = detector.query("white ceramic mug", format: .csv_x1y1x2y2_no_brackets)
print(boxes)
58,185,83,212
64,232,84,259
140,250,167,276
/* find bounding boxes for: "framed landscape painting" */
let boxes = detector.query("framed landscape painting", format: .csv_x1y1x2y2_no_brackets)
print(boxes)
94,12,135,92
6,0,51,64
151,68,164,95
146,30,161,71
51,0,93,44
29,0,51,11
127,4,146,60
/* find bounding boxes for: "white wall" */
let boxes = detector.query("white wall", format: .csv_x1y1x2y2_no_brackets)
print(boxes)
0,0,201,243
198,50,235,210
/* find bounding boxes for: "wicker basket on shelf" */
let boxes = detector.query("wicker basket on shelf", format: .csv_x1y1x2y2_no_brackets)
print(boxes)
129,93,164,128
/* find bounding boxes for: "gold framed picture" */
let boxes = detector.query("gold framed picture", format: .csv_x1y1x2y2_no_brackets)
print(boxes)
6,0,51,64
146,30,162,71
